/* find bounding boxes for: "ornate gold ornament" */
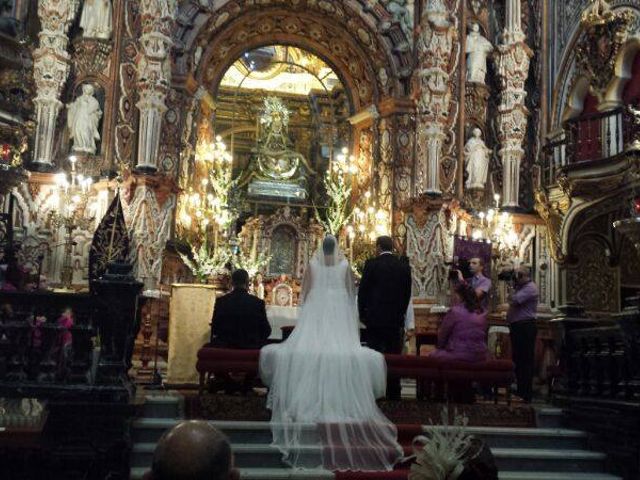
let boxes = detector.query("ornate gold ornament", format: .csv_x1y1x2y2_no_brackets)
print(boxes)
72,37,113,76
576,0,634,96
534,189,568,263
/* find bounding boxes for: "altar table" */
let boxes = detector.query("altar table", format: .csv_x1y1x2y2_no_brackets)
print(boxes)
266,305,299,339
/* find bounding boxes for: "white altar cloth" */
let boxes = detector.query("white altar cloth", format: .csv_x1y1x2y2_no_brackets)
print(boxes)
267,305,299,339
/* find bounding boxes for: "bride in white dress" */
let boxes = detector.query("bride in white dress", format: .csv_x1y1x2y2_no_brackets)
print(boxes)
259,235,403,471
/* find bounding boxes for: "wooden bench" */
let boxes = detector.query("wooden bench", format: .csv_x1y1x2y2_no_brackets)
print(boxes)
196,347,514,403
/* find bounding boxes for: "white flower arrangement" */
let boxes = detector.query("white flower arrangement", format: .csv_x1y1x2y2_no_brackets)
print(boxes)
232,249,271,279
179,243,231,283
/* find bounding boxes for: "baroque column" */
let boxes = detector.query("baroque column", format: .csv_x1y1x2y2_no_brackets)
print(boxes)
135,0,175,173
494,0,533,209
415,0,457,195
32,0,79,169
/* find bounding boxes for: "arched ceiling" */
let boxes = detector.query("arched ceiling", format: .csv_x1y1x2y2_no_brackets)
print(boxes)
172,0,414,111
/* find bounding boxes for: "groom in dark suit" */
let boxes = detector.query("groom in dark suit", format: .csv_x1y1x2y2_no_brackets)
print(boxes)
211,269,271,349
210,269,271,394
358,236,412,400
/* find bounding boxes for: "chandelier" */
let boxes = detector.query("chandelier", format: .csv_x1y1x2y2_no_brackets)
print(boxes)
49,155,94,289
471,194,519,256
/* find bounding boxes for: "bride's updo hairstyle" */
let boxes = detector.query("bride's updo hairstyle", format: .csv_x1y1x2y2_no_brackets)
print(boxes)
322,235,336,256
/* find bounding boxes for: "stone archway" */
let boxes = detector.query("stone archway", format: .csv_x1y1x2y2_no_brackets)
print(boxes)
174,2,415,227
173,0,413,108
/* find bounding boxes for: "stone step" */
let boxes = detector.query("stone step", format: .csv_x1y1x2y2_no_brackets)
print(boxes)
141,395,183,419
132,442,607,473
130,467,623,480
130,466,335,479
132,419,588,450
536,407,565,429
492,448,606,473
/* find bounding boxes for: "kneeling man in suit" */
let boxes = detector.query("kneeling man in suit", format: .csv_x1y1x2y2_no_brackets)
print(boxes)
210,269,271,392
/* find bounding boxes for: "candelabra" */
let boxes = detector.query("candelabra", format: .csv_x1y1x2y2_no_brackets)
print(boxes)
346,190,390,265
178,136,235,250
471,193,519,258
49,156,94,290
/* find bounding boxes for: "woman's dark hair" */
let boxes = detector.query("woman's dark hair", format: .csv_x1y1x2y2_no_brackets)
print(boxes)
455,282,483,314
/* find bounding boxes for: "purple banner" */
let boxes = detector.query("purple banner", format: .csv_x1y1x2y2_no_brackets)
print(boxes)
453,236,492,278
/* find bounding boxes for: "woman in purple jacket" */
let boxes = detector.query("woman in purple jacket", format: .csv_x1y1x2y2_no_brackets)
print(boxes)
429,283,488,363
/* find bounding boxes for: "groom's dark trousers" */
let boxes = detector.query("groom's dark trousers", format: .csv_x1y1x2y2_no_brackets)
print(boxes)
366,327,405,400
358,253,412,401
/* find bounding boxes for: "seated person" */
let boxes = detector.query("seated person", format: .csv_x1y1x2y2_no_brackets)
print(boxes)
211,268,271,349
145,420,239,480
210,269,271,393
429,283,488,363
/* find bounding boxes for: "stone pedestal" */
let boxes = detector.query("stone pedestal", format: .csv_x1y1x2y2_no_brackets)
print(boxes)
91,263,143,394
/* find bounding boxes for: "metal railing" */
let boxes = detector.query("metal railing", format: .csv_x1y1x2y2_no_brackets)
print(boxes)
542,107,640,186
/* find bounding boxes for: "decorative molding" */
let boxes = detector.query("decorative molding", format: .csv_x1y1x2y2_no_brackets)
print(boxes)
31,0,80,167
534,188,569,264
126,184,176,288
135,0,176,172
575,0,635,100
71,37,113,77
494,0,533,208
414,0,460,195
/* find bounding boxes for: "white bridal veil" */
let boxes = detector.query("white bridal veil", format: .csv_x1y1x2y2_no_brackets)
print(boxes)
259,235,403,471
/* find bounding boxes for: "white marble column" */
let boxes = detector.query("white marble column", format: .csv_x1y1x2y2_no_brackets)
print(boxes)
495,0,532,208
32,0,79,169
414,0,456,195
135,1,175,172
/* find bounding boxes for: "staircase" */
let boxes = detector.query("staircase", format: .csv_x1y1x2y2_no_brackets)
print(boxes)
129,396,622,480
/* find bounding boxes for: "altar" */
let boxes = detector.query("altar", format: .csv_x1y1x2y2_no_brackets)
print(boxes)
266,305,299,339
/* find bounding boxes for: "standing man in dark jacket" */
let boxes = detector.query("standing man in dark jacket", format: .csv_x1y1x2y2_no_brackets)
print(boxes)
211,269,271,349
358,236,412,400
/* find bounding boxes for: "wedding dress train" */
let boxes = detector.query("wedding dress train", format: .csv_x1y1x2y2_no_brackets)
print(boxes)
259,236,403,471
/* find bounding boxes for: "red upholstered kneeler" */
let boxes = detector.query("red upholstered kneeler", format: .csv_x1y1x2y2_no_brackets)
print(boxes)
196,346,514,403
196,347,260,394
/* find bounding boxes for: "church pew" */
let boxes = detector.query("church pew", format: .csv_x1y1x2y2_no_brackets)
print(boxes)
195,347,514,403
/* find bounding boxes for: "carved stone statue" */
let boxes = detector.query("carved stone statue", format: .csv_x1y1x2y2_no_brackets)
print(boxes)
464,128,491,190
385,0,413,41
67,84,102,155
247,97,313,200
79,0,113,40
466,23,493,84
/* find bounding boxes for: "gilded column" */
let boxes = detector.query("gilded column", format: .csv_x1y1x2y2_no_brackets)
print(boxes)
31,0,79,169
414,0,457,195
135,0,175,172
494,0,533,208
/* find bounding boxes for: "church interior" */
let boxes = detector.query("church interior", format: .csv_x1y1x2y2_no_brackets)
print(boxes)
1,0,640,479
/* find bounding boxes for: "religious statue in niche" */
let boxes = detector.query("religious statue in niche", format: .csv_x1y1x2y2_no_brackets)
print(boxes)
464,128,491,190
67,84,102,155
247,96,314,200
466,23,493,84
79,0,113,40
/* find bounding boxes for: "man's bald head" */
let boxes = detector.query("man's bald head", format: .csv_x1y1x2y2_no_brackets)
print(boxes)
151,421,238,480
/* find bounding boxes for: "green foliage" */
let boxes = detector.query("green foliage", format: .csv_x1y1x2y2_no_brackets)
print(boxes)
314,162,354,236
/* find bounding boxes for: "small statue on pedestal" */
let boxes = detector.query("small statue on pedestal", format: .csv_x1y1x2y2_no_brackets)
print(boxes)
67,84,102,155
464,128,491,190
466,24,493,84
